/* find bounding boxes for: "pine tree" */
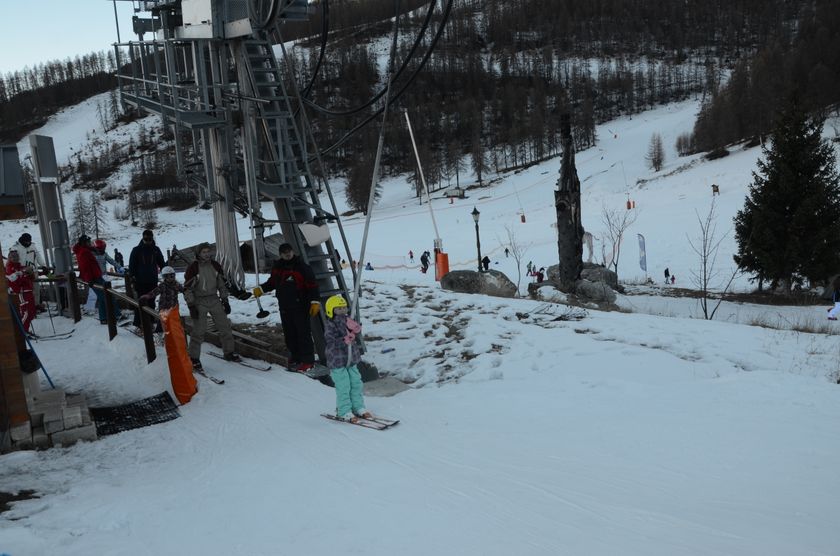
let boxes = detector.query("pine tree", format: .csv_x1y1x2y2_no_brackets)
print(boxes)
89,192,108,238
69,194,92,241
734,97,840,291
645,133,665,171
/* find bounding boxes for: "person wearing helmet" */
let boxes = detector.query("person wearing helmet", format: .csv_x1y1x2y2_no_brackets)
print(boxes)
140,266,184,312
11,232,47,308
139,266,198,402
73,234,121,324
255,243,320,372
5,248,37,333
323,294,370,422
92,238,125,275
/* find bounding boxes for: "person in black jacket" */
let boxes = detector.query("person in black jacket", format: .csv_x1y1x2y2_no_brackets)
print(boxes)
128,229,166,327
255,243,321,372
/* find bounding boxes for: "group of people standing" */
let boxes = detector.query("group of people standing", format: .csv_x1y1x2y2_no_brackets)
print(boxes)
136,238,370,422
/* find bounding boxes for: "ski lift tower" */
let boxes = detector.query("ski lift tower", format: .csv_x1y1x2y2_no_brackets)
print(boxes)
112,0,354,354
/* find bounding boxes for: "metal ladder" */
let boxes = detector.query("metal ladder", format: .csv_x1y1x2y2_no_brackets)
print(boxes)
239,34,349,301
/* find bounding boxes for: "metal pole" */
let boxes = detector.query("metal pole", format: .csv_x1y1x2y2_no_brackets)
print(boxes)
405,110,441,244
475,220,482,272
112,0,122,44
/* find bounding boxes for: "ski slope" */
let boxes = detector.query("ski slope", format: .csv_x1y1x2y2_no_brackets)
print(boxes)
1,96,840,555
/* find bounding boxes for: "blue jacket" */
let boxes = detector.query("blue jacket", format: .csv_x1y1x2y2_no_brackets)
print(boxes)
324,314,362,369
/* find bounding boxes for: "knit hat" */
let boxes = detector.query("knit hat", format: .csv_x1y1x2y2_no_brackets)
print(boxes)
161,266,176,276
325,294,348,318
278,243,294,254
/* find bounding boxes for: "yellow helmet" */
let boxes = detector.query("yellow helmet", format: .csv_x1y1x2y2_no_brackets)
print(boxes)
325,294,348,318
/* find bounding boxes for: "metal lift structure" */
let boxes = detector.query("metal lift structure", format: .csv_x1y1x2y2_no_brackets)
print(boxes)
112,0,355,355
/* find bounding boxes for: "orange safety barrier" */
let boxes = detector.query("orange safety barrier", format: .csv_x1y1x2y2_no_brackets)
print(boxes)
160,306,198,404
435,252,450,281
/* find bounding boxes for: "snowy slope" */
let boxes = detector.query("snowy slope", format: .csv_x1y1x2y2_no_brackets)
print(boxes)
1,94,840,555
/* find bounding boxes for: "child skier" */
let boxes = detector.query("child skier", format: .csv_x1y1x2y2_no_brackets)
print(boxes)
140,266,198,403
324,294,371,422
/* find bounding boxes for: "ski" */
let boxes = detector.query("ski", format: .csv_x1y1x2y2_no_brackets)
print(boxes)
194,368,225,385
321,413,400,430
286,363,331,379
207,351,271,372
29,329,75,341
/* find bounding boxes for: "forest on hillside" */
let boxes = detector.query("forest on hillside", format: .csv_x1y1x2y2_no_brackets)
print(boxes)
3,0,837,212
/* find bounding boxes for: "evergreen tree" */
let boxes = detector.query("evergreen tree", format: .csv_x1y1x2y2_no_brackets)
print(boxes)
89,192,108,238
733,98,840,290
645,133,665,171
69,194,92,240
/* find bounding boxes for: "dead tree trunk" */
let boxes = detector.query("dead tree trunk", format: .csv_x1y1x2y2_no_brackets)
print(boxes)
554,113,584,290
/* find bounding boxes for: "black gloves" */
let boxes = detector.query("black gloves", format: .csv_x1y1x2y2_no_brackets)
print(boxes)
222,299,231,315
189,305,199,319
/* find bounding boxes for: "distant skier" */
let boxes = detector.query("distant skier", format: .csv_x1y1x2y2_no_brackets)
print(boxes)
113,248,125,268
670,275,676,285
482,255,491,271
527,261,534,276
365,262,374,271
504,248,510,258
664,267,670,284
420,251,430,274
827,278,840,320
408,250,414,263
324,294,371,423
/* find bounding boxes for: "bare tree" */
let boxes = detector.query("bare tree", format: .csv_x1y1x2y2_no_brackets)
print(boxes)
601,203,638,280
646,132,665,171
499,225,531,296
687,199,739,320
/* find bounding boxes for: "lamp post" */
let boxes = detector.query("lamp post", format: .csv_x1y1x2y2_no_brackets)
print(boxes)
472,206,482,272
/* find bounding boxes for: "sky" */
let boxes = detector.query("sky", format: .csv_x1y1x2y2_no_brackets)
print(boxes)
2,76,840,554
0,1,138,74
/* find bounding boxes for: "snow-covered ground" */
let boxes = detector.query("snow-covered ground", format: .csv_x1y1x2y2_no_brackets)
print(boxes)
1,94,840,555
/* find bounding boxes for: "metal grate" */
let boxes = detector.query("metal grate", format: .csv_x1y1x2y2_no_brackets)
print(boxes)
89,392,180,436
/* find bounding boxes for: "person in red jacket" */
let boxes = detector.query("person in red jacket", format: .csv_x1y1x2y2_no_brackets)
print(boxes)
255,243,321,372
73,234,120,324
5,248,37,333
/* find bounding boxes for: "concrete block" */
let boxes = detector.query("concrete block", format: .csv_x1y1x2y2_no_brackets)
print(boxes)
10,421,32,442
50,424,97,446
62,405,83,429
44,411,65,434
22,371,41,399
66,393,86,407
32,427,50,449
30,412,44,428
31,389,66,409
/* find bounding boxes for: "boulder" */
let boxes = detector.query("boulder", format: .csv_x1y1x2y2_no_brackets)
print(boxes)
580,263,618,288
440,270,517,298
574,278,617,303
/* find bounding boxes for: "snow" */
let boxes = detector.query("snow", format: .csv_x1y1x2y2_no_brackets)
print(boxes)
2,94,840,555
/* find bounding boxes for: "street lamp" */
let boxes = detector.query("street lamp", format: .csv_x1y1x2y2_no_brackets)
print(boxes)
471,206,482,272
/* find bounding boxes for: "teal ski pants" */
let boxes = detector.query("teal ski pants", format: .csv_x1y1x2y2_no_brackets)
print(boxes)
330,365,366,417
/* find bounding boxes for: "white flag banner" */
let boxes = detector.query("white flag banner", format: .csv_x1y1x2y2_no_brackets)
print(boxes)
637,233,647,272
